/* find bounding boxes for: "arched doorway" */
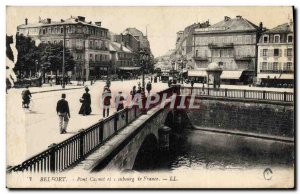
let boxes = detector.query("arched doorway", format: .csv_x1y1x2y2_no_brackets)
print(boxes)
132,134,159,171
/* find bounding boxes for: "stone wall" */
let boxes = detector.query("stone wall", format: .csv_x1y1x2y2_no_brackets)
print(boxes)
186,98,294,137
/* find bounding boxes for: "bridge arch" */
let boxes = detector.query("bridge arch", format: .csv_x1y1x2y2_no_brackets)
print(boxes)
132,133,159,171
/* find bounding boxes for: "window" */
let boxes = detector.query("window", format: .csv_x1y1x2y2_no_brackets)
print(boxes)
274,49,279,56
89,40,93,48
287,62,292,70
287,35,293,43
60,27,64,34
42,28,46,34
89,54,93,61
48,27,51,34
66,40,70,48
195,50,198,57
287,48,293,56
273,62,278,70
262,62,267,70
274,35,280,43
54,27,57,34
263,49,268,56
263,36,269,43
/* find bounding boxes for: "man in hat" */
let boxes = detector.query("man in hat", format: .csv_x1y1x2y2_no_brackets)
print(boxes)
56,93,70,134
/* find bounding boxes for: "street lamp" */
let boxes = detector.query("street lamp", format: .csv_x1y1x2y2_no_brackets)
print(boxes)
139,49,149,90
177,56,187,84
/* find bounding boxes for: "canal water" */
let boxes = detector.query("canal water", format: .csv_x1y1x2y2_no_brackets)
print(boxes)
151,128,294,171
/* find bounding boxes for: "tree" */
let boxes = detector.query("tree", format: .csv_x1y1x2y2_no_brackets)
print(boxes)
38,42,75,84
14,34,40,77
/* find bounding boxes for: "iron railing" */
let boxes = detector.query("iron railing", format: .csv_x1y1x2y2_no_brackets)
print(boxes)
180,87,294,102
8,86,176,173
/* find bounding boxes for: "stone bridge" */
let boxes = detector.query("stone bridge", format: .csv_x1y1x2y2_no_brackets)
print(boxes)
73,98,186,172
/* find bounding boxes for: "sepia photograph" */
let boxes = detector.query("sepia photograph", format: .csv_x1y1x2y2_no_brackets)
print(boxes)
5,6,295,189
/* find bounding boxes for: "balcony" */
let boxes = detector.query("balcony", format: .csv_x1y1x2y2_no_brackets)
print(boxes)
260,69,294,74
89,61,111,66
208,43,234,49
235,56,253,61
193,56,209,61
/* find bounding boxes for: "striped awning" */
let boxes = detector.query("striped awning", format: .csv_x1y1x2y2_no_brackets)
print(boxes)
118,66,141,70
221,71,244,79
188,70,207,77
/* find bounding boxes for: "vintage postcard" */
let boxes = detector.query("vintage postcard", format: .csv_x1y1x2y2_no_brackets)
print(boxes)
6,6,295,189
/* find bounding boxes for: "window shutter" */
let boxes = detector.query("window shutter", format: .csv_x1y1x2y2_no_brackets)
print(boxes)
268,49,273,57
279,49,282,57
279,62,282,70
284,49,287,57
260,49,263,57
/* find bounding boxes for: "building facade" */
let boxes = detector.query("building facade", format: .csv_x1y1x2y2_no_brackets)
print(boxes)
191,16,264,84
17,16,110,80
109,41,140,77
257,21,294,87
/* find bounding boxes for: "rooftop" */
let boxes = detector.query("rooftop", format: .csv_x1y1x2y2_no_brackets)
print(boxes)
18,16,108,30
265,22,293,34
194,16,260,33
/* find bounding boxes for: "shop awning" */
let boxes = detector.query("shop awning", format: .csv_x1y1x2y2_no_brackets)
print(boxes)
118,66,141,70
188,70,207,77
221,71,243,79
258,73,294,80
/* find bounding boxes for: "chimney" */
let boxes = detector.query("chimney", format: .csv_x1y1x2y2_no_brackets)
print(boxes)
25,18,28,25
95,22,101,27
77,16,85,22
47,18,51,24
61,19,65,22
259,22,263,30
224,16,230,21
236,15,242,20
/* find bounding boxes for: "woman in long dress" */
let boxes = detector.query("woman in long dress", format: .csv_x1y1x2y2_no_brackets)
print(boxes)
79,87,92,116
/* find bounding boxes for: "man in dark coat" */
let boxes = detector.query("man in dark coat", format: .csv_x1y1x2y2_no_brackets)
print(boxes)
56,93,70,134
146,81,152,95
79,87,92,116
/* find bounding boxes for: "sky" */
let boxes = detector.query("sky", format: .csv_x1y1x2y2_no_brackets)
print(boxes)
6,6,293,57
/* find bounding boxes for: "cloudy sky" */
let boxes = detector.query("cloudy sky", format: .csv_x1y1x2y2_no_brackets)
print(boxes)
7,6,293,57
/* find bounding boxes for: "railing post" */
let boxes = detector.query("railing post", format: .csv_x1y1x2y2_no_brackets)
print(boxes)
263,91,266,100
225,88,227,97
78,129,85,160
207,87,210,96
114,113,118,133
134,105,137,118
48,143,57,173
98,119,104,143
125,107,129,125
243,90,246,98
284,92,287,102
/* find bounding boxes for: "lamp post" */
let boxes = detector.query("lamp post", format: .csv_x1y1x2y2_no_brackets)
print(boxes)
177,56,187,84
62,25,66,89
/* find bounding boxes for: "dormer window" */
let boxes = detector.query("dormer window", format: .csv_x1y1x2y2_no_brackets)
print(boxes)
287,35,293,43
263,35,269,43
274,35,280,43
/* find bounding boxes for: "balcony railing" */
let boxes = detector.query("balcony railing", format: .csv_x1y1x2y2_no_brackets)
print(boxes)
193,56,209,61
260,70,294,74
235,56,253,61
208,43,234,49
89,61,111,66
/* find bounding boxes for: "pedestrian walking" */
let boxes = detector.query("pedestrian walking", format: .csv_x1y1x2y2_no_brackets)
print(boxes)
130,86,137,100
79,87,92,116
146,81,152,95
115,91,125,112
56,93,70,134
21,85,32,108
102,86,111,117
